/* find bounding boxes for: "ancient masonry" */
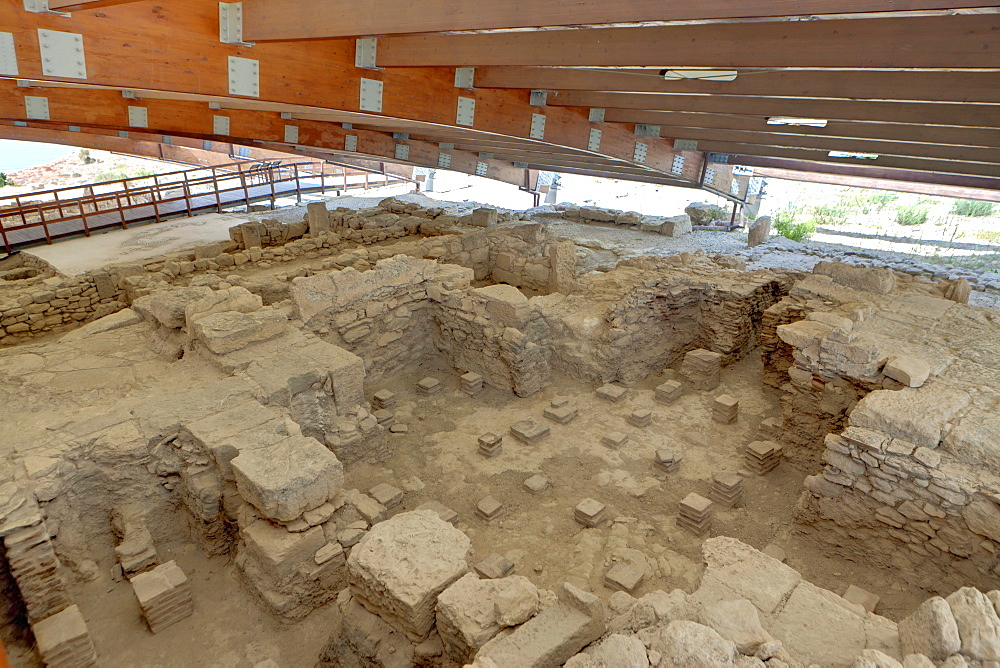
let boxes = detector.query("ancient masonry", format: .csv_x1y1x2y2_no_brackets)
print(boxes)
0,195,998,667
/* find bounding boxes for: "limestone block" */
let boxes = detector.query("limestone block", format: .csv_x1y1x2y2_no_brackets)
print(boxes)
129,560,193,633
777,319,834,349
962,500,1000,543
184,286,263,328
639,620,738,666
702,599,772,655
472,208,498,227
476,582,606,668
883,356,930,388
853,649,903,667
136,286,214,329
814,261,897,294
849,387,971,449
694,537,801,617
31,605,97,668
660,214,692,237
307,202,331,236
232,436,344,522
898,596,961,661
348,510,473,641
769,581,866,665
60,308,141,342
191,310,288,355
242,521,326,579
944,587,1000,661
476,283,531,327
748,216,771,247
580,206,618,223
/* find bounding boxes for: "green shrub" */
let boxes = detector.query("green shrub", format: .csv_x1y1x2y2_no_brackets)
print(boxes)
974,229,1000,244
773,208,816,242
94,170,131,183
0,172,10,187
896,204,929,226
812,203,848,226
838,191,898,215
952,199,995,217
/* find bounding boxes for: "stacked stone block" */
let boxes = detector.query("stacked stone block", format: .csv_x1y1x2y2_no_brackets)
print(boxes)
681,349,723,390
678,493,713,536
746,441,782,475
129,561,194,633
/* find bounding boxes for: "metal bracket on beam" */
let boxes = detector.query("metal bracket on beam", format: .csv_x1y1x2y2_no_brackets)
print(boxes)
588,108,605,123
208,101,222,110
359,78,383,113
162,135,173,146
342,123,353,130
22,0,69,17
674,139,698,151
513,162,529,169
220,3,254,47
395,144,410,161
704,167,716,185
24,96,49,120
454,67,475,89
671,155,685,175
635,124,660,138
392,132,409,140
730,180,741,196
356,38,378,70
478,152,493,160
530,90,549,107
633,142,648,164
13,121,27,127
475,161,489,177
280,112,292,120
284,125,299,143
588,128,602,152
38,29,87,79
439,143,455,151
128,106,148,128
16,80,34,88
67,125,79,132
0,33,19,76
456,97,475,127
228,56,260,97
707,152,731,164
344,135,358,151
213,115,231,135
121,89,137,99
529,113,546,140
438,153,452,169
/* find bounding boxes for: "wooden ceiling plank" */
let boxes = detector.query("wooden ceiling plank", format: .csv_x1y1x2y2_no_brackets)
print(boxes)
47,0,148,10
550,92,1000,128
377,15,1000,68
241,0,996,41
475,67,1000,104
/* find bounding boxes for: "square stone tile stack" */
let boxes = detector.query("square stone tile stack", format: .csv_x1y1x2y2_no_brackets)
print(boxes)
129,561,193,633
655,380,683,404
415,500,458,525
476,497,504,522
680,349,723,391
461,372,484,396
709,472,744,508
510,420,550,445
628,409,653,428
478,433,503,457
475,554,515,579
523,474,549,494
416,377,442,396
601,432,629,448
31,605,97,667
372,409,395,428
574,498,607,528
677,493,713,537
596,384,627,403
745,441,782,475
543,399,578,424
373,390,396,410
712,394,739,424
654,449,682,473
757,417,783,441
605,563,645,594
368,483,403,509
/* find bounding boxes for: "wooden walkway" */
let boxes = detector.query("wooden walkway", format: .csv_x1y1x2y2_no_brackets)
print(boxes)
0,160,411,253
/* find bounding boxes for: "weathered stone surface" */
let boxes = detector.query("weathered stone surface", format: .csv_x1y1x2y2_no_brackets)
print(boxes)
137,286,214,329
231,436,343,522
476,582,605,668
853,649,903,668
702,599,772,655
962,500,1000,543
814,261,896,294
770,582,866,666
61,308,141,342
184,286,262,328
898,596,961,661
694,537,801,617
748,216,771,248
944,587,1000,661
436,573,539,662
348,510,473,641
640,620,738,666
191,310,288,355
849,387,971,449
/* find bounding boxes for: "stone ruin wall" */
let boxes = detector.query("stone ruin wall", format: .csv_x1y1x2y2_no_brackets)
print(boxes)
759,262,1000,593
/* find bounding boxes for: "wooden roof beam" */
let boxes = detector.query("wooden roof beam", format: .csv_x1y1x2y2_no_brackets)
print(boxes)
47,0,148,10
549,92,1000,128
241,0,996,41
474,68,1000,105
376,15,1000,68
750,166,1000,202
602,110,1000,149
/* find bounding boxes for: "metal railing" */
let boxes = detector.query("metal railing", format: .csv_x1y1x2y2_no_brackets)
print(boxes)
0,158,415,253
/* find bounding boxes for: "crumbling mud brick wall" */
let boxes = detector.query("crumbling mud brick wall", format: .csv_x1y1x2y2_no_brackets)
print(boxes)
760,263,1000,593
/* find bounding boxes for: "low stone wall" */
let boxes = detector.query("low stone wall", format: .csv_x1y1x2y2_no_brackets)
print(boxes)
759,263,1000,593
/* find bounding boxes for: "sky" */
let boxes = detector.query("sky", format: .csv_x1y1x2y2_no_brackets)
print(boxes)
0,139,75,173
